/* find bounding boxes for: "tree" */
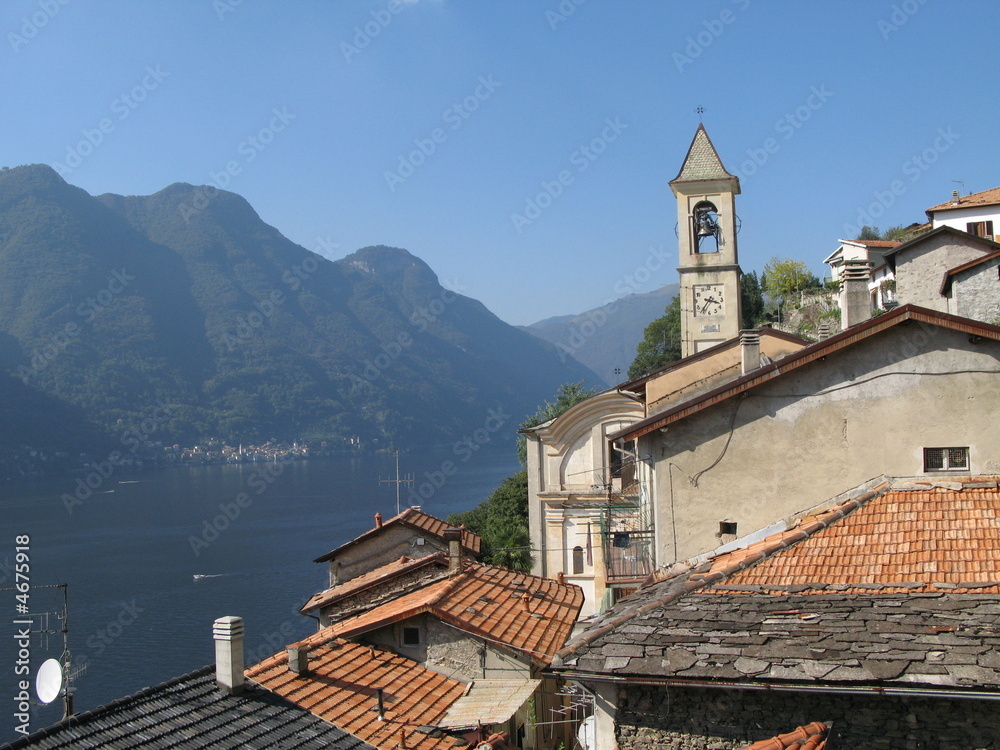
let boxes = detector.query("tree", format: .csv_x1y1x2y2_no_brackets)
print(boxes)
627,295,681,379
856,225,908,242
448,469,534,572
740,271,766,329
762,257,821,302
857,225,881,241
516,381,598,467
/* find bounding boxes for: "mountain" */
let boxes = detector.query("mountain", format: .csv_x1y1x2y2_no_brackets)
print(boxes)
521,284,678,385
0,164,601,449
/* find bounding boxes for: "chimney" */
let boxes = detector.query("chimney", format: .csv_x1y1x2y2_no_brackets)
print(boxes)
520,592,532,613
374,512,383,528
376,687,385,721
739,329,761,375
556,571,565,585
952,189,960,205
287,645,310,676
213,616,245,695
443,527,463,574
839,258,872,330
818,322,831,341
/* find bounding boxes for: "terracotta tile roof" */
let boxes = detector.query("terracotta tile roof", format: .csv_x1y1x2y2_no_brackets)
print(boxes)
314,508,481,562
246,637,467,750
740,721,830,750
711,479,1000,595
848,239,901,249
926,186,1000,213
610,304,1000,443
300,554,448,614
317,563,584,665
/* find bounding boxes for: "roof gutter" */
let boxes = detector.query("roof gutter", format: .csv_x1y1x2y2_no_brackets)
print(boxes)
553,671,1000,702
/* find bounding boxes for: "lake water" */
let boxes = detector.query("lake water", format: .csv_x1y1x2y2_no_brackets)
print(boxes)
0,445,518,742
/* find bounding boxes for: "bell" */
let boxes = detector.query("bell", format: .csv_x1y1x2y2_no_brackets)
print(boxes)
697,218,713,237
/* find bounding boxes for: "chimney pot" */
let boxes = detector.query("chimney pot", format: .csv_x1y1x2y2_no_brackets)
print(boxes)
521,592,532,612
288,645,310,676
556,571,565,585
952,189,960,204
213,616,245,695
374,512,383,528
444,527,464,574
739,329,761,375
839,258,872,330
376,686,385,721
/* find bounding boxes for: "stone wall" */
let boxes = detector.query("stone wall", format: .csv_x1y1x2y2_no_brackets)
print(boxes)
951,256,1000,324
425,618,484,682
616,684,1000,749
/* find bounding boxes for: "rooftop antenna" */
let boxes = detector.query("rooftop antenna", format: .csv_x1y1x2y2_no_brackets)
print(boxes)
378,448,414,515
952,179,965,195
5,583,83,719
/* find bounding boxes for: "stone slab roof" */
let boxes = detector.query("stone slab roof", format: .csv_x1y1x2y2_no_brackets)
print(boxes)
552,478,1000,694
670,123,739,185
1,667,372,750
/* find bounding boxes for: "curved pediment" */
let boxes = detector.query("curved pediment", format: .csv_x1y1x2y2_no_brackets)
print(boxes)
530,389,644,456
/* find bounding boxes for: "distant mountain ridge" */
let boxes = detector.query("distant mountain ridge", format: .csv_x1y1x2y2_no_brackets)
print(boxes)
0,164,601,449
522,285,679,385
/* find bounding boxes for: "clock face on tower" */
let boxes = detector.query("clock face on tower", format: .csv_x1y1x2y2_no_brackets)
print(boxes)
693,284,726,317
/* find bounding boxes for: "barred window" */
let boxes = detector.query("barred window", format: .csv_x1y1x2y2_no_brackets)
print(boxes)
924,447,969,472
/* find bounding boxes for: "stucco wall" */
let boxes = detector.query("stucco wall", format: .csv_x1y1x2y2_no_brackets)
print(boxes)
894,233,986,310
949,256,1000,323
647,324,1000,563
616,684,1000,749
319,564,447,626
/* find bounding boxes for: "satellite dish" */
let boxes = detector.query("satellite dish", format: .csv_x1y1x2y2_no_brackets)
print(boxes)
577,715,596,750
36,658,63,704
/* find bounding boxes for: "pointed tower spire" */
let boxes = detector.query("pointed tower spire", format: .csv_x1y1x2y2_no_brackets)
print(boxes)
670,123,740,188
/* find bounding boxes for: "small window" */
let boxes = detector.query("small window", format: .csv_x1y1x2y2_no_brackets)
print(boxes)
719,520,738,537
966,221,994,238
924,447,969,472
572,546,584,575
401,626,421,647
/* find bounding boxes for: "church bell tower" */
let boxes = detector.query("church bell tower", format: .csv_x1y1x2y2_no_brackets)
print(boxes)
670,124,743,357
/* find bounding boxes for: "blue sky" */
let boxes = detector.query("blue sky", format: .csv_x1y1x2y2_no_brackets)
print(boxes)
4,0,998,325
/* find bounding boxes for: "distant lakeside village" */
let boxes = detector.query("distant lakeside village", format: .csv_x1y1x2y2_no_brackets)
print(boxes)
9,124,1000,750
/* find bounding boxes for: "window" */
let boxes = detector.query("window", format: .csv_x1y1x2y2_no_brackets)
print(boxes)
719,520,738,537
966,220,994,238
572,546,584,575
401,626,421,647
923,447,969,472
